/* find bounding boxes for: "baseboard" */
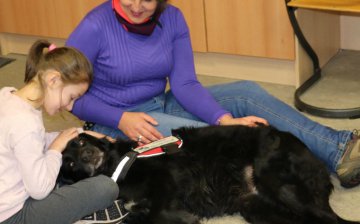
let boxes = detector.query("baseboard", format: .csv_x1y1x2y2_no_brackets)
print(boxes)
194,52,295,86
0,33,297,86
0,33,66,55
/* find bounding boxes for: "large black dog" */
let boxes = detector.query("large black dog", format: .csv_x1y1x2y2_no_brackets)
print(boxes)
59,125,359,224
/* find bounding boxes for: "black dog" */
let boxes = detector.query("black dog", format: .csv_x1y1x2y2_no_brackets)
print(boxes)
59,125,359,224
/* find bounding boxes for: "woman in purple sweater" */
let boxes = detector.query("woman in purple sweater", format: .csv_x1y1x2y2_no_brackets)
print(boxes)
66,0,360,188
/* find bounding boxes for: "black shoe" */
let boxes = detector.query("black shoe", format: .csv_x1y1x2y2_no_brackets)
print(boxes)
74,200,128,224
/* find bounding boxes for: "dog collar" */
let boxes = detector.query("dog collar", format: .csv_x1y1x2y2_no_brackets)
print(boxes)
111,136,182,182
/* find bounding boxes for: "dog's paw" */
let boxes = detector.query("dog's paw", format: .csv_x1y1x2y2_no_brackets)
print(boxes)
123,199,152,224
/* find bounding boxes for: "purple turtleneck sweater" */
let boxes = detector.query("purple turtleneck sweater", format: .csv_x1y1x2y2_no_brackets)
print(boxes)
66,1,228,129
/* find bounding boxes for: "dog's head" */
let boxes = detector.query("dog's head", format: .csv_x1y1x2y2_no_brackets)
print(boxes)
59,133,111,184
59,133,138,184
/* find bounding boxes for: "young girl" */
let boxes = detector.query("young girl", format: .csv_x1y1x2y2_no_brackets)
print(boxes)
0,40,119,224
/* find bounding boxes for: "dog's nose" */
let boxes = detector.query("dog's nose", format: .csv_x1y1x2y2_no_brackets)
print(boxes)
81,157,90,163
81,149,94,163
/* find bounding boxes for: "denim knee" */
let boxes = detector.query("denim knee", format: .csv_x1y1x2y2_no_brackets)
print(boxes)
239,80,259,87
209,80,265,99
237,80,265,94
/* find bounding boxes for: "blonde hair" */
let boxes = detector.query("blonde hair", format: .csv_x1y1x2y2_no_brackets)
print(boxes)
24,39,93,86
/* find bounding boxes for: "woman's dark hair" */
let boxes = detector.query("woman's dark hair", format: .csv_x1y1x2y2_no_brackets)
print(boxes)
24,39,93,85
157,0,168,13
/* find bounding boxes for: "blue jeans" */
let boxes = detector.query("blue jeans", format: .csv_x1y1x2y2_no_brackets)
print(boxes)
91,81,352,172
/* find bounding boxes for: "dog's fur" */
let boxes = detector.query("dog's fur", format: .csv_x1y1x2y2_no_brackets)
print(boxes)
59,125,359,224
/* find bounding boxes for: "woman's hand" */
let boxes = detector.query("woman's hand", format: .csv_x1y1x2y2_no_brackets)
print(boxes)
218,114,268,127
118,112,164,144
49,127,79,153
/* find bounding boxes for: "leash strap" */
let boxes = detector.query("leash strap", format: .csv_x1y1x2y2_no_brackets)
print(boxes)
111,151,138,182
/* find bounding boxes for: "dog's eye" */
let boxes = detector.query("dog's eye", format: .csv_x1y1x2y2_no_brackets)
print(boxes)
69,161,75,167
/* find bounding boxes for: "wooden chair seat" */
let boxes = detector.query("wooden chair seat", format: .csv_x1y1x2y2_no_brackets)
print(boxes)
285,0,360,118
287,0,360,13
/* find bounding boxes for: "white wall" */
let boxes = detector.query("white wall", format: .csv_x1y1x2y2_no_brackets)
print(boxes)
341,14,360,51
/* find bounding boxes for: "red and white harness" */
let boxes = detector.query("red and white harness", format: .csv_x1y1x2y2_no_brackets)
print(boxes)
111,136,183,182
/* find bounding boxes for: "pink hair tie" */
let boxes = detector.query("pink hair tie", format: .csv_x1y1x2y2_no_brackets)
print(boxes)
48,43,57,51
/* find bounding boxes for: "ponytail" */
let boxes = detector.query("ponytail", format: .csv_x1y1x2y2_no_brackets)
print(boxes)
24,39,93,86
24,40,51,83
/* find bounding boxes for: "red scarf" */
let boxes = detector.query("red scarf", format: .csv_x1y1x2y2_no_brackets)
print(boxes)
112,0,162,36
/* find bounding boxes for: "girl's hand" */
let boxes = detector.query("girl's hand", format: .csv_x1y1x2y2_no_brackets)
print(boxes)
49,127,79,153
219,114,268,127
118,112,163,144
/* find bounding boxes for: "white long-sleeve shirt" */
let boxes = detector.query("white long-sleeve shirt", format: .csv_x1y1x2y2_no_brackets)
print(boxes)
0,87,60,222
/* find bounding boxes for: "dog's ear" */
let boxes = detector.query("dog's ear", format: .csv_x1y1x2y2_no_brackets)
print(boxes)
111,139,137,154
78,133,113,152
98,137,114,150
57,172,76,185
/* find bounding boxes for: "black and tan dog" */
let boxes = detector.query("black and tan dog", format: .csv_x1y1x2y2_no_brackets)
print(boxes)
59,125,359,224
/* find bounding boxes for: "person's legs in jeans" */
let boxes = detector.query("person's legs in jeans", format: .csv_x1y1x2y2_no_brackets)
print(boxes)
92,112,207,139
2,175,118,224
90,94,207,139
164,81,353,172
